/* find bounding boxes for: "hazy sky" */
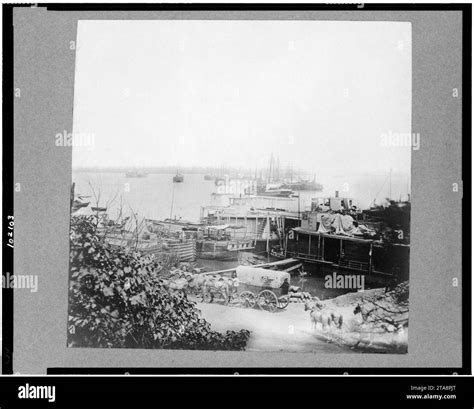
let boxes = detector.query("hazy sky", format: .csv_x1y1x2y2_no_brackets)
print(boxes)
72,20,411,176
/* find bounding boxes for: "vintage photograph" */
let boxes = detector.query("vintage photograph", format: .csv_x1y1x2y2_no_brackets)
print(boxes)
67,20,411,353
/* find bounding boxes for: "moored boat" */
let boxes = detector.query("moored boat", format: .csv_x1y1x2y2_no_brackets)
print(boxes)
105,232,197,262
197,225,256,261
173,172,184,183
145,218,204,235
71,199,90,213
91,206,107,212
257,184,294,198
281,180,323,191
197,239,256,261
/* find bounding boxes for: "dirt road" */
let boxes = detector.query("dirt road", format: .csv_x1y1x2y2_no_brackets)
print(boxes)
196,301,352,353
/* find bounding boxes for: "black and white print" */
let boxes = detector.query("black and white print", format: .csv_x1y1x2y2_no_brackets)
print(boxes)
68,20,411,353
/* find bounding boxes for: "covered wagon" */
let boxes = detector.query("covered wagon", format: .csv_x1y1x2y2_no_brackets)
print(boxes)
234,266,291,312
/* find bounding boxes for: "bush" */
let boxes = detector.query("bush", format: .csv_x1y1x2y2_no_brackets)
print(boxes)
391,281,409,306
68,216,250,350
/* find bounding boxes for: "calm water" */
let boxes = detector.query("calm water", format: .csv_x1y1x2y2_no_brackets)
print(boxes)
73,171,410,223
73,172,216,222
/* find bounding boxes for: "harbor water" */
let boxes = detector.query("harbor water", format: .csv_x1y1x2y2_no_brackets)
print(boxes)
72,171,410,222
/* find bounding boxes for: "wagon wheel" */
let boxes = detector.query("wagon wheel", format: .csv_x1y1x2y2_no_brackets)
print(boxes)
277,295,289,310
239,291,256,308
257,290,278,312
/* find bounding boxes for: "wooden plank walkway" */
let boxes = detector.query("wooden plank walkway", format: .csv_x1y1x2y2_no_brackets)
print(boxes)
200,258,300,276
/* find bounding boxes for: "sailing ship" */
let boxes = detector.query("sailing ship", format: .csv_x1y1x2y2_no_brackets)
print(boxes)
173,171,184,183
281,177,323,192
257,184,294,198
256,154,330,197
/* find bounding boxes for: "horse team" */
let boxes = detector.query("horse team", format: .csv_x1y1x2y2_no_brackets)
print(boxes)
304,299,344,331
159,271,239,303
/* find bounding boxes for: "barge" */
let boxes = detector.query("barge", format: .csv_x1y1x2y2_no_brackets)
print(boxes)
104,232,197,262
284,227,409,279
197,225,256,261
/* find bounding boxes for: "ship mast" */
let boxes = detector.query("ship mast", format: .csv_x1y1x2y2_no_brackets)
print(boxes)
168,181,176,232
270,153,274,183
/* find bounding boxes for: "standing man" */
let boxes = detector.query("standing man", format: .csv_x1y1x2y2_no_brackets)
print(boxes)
280,278,290,296
228,271,239,302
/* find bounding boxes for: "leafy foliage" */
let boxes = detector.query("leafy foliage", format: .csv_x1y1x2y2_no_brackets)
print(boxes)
68,216,250,350
390,280,409,306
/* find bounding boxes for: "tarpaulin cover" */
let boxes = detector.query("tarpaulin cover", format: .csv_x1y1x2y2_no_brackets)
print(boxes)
317,213,335,233
317,213,355,235
236,266,290,289
206,225,229,230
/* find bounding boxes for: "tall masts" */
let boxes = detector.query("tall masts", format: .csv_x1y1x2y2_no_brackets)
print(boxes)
267,153,280,183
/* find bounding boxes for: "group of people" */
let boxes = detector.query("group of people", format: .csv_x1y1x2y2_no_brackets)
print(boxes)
200,271,240,302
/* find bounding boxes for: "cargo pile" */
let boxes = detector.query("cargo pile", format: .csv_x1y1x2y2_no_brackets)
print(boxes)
288,286,312,303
